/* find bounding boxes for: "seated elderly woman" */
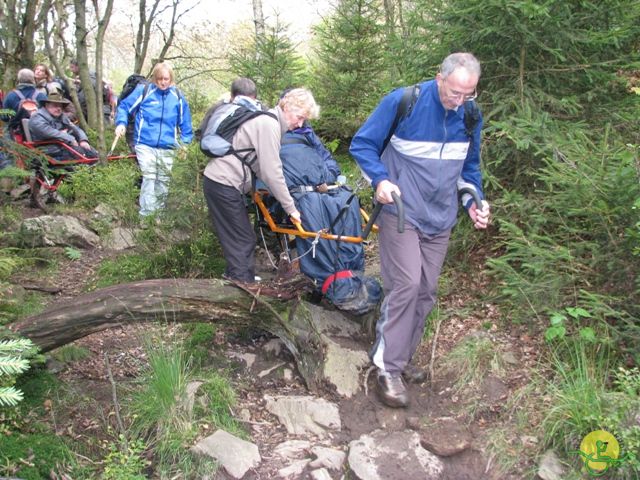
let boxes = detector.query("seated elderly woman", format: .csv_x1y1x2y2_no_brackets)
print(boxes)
28,91,98,162
276,127,382,315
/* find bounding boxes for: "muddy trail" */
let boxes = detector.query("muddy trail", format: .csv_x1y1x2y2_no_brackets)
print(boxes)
8,204,541,479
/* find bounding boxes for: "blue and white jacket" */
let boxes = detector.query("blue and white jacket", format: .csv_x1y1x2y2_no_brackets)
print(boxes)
350,79,484,235
115,84,193,149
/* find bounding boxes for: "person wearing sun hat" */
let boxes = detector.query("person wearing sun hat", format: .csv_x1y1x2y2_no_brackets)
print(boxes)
29,91,98,161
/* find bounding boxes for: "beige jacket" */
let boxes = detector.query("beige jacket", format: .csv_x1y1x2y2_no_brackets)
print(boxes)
202,106,296,215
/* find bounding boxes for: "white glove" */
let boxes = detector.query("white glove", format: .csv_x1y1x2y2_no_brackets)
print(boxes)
290,210,301,223
114,124,126,137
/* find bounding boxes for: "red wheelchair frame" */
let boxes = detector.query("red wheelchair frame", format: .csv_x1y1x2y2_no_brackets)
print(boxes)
10,118,135,194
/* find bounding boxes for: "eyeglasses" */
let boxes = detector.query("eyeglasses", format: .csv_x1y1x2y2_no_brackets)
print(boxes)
442,78,478,102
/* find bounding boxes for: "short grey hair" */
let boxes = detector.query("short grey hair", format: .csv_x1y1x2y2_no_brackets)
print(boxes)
440,53,481,79
17,68,35,85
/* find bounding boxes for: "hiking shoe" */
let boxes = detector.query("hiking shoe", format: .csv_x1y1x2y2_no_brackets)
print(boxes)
376,370,409,408
402,364,428,384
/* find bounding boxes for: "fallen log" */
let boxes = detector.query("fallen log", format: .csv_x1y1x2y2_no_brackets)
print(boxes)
9,278,371,392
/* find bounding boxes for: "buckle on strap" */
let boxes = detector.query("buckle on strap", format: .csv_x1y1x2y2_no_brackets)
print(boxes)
321,270,354,294
290,185,316,194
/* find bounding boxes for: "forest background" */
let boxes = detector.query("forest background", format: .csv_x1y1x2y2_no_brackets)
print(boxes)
1,0,640,478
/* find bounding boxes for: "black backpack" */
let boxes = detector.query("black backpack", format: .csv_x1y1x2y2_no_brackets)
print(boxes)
118,75,150,151
118,74,148,104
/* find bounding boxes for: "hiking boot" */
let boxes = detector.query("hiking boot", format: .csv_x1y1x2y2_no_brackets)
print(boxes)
376,370,409,408
402,364,428,384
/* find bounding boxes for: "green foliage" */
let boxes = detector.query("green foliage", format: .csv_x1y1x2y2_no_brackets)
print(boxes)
486,126,639,338
128,339,238,477
64,246,82,261
56,160,140,221
310,0,391,139
540,340,640,477
96,229,224,288
182,323,217,367
0,338,37,407
102,436,148,480
194,373,244,438
0,432,75,480
229,17,306,107
544,307,598,343
52,344,91,363
0,248,20,280
443,334,504,392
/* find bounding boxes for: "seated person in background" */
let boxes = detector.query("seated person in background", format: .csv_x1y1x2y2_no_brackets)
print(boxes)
1,69,47,142
28,92,98,161
286,121,341,184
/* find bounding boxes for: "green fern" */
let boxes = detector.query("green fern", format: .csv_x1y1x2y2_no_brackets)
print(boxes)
0,338,36,407
0,338,34,353
0,386,24,406
0,356,30,375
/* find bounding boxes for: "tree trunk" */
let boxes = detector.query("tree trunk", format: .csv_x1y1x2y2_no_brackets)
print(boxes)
73,0,96,131
252,0,265,40
92,0,114,161
133,0,160,75
10,278,343,392
0,0,41,90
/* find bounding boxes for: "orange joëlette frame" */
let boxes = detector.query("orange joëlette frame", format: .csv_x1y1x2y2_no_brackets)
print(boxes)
253,189,378,244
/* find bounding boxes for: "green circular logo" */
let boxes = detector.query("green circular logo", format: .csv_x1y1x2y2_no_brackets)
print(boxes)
579,430,620,474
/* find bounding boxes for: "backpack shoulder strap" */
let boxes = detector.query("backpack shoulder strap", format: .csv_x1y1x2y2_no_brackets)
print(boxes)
382,84,420,151
131,82,151,117
14,89,25,101
463,100,480,139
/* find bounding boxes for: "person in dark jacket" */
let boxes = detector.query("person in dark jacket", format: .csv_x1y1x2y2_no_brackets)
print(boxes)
115,62,193,217
29,91,98,161
350,52,491,408
1,69,47,140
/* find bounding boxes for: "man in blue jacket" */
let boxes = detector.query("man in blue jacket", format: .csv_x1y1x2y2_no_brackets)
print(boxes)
350,52,491,408
115,62,192,217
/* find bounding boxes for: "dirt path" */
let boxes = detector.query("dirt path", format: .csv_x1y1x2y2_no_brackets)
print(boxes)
15,225,538,479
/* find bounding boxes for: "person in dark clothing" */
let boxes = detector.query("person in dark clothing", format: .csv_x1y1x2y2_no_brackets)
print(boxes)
1,69,47,140
29,92,98,161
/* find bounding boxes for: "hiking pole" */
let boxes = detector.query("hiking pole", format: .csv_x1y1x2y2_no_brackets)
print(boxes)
362,191,404,239
107,133,120,157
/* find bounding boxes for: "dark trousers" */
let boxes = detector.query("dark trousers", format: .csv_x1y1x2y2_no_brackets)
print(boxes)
203,176,256,283
371,211,451,375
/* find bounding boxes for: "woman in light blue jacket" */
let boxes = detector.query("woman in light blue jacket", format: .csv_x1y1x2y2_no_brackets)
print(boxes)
115,62,193,217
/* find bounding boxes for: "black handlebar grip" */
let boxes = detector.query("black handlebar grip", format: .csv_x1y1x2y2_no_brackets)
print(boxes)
458,187,483,212
362,191,405,239
362,201,383,239
391,191,404,233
